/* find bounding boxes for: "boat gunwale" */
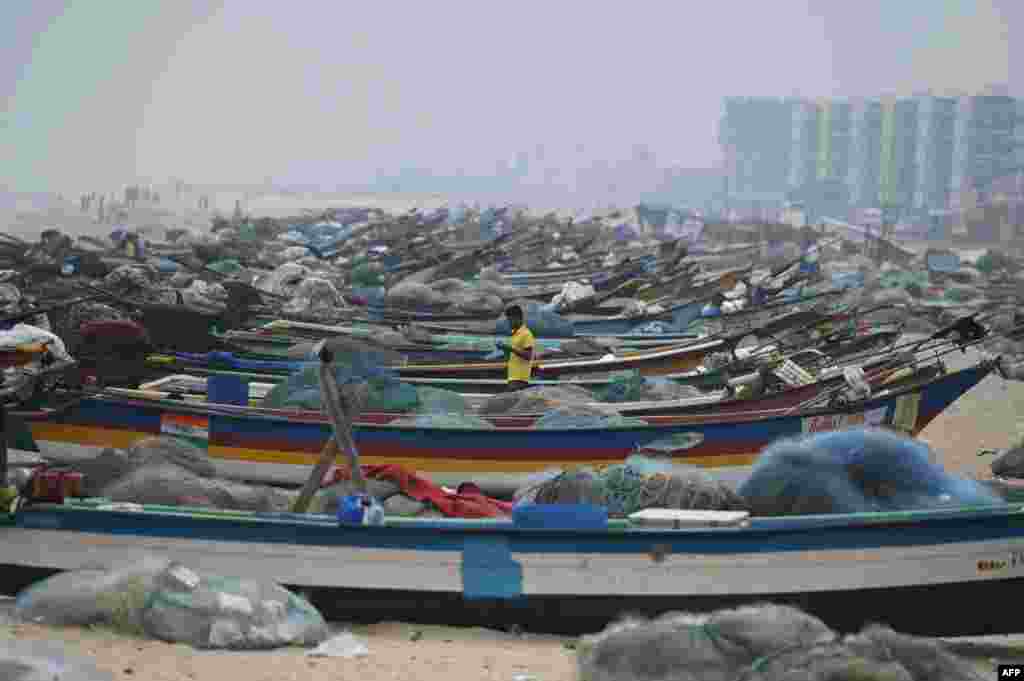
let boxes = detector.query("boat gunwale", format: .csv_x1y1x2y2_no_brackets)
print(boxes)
9,500,1024,541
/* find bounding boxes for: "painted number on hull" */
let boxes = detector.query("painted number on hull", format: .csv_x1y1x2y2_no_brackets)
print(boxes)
977,552,1024,574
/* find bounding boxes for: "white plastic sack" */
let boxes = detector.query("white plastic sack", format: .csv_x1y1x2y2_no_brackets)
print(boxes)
0,323,72,361
551,281,595,310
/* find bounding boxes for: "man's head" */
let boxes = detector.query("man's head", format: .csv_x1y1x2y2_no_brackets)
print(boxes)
505,304,524,331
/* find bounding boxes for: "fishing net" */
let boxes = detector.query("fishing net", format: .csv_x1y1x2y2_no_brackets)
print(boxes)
349,262,385,287
494,300,575,338
528,456,745,517
16,550,328,652
391,413,495,429
593,371,705,403
532,409,647,430
64,437,216,497
141,565,329,649
479,384,598,415
413,385,469,414
260,345,414,412
100,463,289,511
738,428,1002,517
281,277,343,317
841,625,985,681
15,555,172,632
577,604,836,681
579,604,982,681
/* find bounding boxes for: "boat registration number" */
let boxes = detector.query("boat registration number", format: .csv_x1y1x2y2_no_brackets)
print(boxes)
977,551,1024,574
802,407,887,434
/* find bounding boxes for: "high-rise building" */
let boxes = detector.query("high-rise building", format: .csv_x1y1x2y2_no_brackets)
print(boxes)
878,98,918,213
719,97,793,201
952,96,1017,200
721,93,1022,219
847,99,883,208
816,99,851,183
788,99,819,193
1017,100,1024,172
913,96,957,213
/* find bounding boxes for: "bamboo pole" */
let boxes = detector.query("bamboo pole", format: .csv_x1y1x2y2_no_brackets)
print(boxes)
291,342,366,513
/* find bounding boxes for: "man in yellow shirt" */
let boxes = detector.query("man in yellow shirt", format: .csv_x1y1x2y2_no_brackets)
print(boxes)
495,304,535,391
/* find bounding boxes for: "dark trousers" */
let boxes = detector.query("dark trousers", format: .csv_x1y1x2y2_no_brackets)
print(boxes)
506,381,529,392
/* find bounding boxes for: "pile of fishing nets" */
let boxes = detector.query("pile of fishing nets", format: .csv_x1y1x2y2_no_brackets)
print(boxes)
260,347,468,415
384,278,507,315
58,437,293,512
14,556,327,650
517,455,746,516
391,413,495,429
592,370,705,403
577,604,983,681
494,300,575,338
738,428,1002,516
281,277,344,317
533,409,648,430
479,384,599,414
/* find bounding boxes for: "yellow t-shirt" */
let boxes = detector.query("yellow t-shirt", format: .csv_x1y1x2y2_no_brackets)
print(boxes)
507,326,535,382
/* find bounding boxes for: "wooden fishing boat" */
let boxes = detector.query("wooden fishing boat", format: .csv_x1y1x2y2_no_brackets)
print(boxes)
15,361,994,489
391,337,722,380
114,333,912,422
136,326,902,403
1,493,1020,637
78,337,725,391
413,289,845,339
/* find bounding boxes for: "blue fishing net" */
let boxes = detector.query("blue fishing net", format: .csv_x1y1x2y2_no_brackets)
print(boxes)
260,347,414,411
494,301,575,338
738,427,1002,516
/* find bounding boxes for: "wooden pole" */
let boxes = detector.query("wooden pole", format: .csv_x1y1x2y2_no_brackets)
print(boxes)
291,343,366,514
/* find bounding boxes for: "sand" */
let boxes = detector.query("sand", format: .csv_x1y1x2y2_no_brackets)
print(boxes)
0,616,577,681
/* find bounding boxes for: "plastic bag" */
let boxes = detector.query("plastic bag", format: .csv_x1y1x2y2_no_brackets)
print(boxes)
306,631,369,658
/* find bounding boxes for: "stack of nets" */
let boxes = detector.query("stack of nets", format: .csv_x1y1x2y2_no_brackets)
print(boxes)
592,370,704,403
526,458,746,517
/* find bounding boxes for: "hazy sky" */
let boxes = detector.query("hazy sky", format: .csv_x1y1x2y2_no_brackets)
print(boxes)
1,0,1018,194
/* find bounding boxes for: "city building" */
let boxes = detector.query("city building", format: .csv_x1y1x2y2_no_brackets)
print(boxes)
720,93,1022,229
846,99,883,210
913,96,957,214
878,97,918,214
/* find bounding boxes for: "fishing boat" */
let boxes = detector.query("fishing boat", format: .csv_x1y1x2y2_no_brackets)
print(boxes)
14,359,994,490
1,492,1021,637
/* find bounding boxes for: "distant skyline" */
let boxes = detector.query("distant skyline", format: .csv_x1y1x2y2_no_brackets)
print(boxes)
1,0,1018,198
